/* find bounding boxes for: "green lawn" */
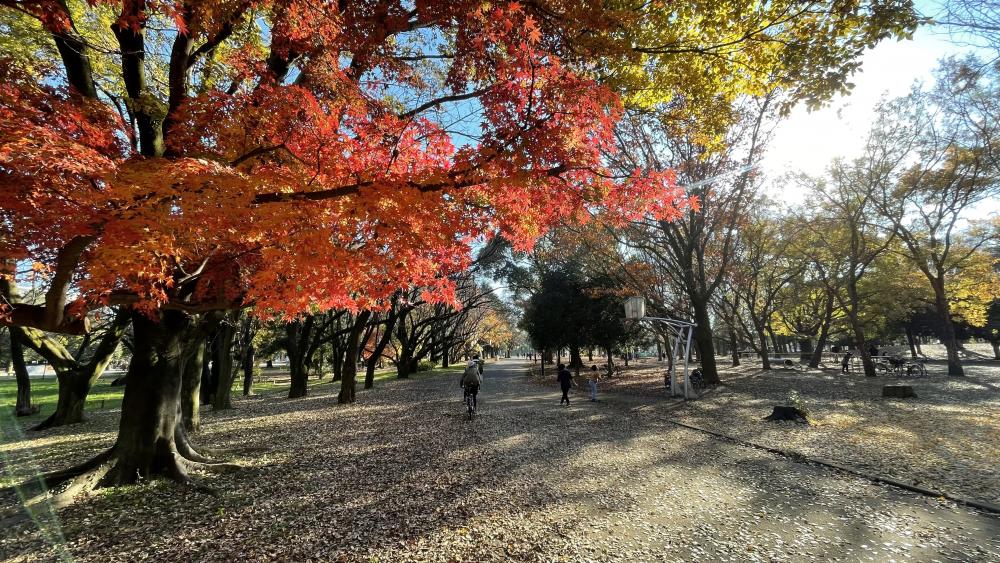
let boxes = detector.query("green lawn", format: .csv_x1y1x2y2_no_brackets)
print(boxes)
0,377,126,426
0,363,468,424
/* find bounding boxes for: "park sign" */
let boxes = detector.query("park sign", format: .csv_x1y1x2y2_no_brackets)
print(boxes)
624,296,646,320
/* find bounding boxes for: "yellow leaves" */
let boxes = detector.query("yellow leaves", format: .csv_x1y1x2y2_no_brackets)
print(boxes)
946,251,1000,328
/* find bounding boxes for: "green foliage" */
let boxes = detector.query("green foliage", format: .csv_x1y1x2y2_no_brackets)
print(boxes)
520,265,641,355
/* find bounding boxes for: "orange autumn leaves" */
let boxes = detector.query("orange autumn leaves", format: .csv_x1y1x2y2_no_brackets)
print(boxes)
1,0,694,324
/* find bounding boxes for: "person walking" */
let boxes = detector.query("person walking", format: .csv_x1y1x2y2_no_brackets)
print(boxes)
841,350,853,374
557,363,575,405
587,364,599,402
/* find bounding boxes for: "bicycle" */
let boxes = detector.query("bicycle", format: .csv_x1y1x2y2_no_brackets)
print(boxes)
903,359,927,377
463,385,478,419
689,369,705,394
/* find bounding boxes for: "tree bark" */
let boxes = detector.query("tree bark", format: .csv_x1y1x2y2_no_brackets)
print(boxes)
729,326,741,367
809,292,835,369
906,326,919,359
692,302,720,383
798,338,814,363
932,282,964,376
569,344,583,375
287,316,314,398
181,336,206,432
365,315,396,389
10,329,35,416
242,344,255,396
339,311,371,404
19,309,131,429
98,309,208,486
211,315,237,409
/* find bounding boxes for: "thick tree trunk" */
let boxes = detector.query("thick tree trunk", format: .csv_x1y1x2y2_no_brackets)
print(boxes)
211,316,237,410
287,317,314,398
569,344,583,375
339,311,371,404
692,302,719,384
798,338,814,363
906,327,919,359
35,309,226,489
181,337,206,432
932,284,964,376
991,340,1000,360
10,330,35,417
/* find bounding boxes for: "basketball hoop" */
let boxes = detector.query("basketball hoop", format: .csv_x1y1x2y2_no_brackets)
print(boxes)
624,296,646,320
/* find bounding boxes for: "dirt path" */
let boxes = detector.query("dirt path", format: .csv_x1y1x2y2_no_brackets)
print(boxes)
460,359,1000,562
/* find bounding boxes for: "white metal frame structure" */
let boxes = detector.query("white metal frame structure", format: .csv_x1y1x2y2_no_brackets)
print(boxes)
624,297,698,399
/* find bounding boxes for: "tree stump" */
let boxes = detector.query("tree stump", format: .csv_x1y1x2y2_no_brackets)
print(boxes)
882,385,916,398
763,406,809,423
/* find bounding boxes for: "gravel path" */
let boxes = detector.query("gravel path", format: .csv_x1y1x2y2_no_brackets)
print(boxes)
1,359,999,562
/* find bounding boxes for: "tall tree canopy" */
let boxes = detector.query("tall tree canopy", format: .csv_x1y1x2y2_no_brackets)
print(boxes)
1,0,918,332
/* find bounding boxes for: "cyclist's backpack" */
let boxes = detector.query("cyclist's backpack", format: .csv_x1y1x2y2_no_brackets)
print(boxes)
463,363,480,384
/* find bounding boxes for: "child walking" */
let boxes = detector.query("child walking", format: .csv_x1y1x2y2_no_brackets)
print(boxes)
588,365,599,402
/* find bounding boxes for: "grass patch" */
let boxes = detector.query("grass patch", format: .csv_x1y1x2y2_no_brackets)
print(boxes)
0,363,471,419
0,377,126,425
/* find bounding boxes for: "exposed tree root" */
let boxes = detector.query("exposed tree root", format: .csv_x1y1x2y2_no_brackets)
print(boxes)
31,414,56,431
2,434,235,526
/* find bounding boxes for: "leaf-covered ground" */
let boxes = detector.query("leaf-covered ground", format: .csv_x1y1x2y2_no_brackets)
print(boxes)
577,350,1000,506
2,359,999,562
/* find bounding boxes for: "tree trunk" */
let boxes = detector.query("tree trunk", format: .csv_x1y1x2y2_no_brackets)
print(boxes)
756,324,771,371
365,316,396,389
200,332,216,405
729,326,741,367
798,338,814,363
287,317,314,398
808,290,835,369
242,344,254,396
569,344,583,375
211,314,237,410
332,343,344,382
932,283,964,376
906,327,919,359
847,313,875,377
91,309,211,486
10,329,35,417
991,340,1000,360
692,302,719,384
181,336,206,432
339,311,371,404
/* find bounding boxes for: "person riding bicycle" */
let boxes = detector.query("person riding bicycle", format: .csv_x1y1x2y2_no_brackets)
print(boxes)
460,355,484,413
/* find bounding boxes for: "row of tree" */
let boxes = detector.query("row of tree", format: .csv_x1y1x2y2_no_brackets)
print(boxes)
519,56,1000,383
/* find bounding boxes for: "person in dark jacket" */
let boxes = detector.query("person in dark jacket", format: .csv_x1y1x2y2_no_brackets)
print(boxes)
841,350,853,374
557,363,575,405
